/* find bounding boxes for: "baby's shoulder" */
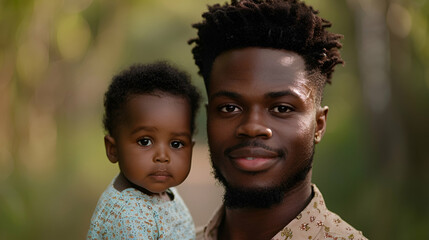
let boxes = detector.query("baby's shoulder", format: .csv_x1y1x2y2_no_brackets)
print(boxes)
97,185,155,217
88,187,159,239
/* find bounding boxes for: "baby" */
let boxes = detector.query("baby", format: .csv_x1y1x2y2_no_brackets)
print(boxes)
87,62,201,239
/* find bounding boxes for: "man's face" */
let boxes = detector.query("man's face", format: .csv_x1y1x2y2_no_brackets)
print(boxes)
207,47,327,208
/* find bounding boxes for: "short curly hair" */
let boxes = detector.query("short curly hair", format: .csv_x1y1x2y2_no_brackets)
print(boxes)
103,61,201,136
189,0,344,100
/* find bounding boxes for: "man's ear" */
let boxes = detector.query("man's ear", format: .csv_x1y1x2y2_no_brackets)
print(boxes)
104,135,118,163
314,106,329,144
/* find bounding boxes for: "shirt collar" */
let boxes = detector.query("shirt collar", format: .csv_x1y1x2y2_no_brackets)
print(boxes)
271,184,327,239
202,184,327,240
202,203,224,239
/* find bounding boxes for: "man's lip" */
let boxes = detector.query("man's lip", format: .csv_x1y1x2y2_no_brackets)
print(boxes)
228,147,279,159
228,147,279,172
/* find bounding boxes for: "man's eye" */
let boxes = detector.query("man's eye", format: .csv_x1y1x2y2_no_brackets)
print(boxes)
272,105,293,113
170,141,184,149
219,104,241,113
137,138,152,146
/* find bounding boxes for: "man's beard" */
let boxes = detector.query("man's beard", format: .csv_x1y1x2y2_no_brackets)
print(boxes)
211,146,314,209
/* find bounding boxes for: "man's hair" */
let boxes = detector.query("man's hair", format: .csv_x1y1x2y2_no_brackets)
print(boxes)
189,0,344,100
103,61,201,136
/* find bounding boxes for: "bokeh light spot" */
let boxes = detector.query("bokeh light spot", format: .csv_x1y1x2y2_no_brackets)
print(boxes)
387,3,412,38
16,41,49,85
56,14,91,60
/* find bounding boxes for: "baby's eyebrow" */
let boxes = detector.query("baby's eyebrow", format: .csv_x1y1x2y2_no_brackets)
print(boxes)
131,126,156,135
171,132,192,138
131,126,191,138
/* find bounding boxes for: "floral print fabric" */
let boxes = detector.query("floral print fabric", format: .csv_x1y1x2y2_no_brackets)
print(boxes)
87,179,195,240
197,184,367,240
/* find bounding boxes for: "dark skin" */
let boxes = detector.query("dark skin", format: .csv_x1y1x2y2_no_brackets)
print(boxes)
104,94,194,199
206,47,328,240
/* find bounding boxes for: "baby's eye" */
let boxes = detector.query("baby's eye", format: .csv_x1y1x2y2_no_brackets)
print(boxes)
272,105,294,113
170,141,184,149
219,104,241,113
137,138,152,147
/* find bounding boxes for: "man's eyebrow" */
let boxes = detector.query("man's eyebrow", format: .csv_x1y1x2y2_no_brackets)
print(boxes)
209,91,241,101
265,90,299,99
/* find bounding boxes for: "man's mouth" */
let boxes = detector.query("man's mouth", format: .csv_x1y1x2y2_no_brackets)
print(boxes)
227,147,279,172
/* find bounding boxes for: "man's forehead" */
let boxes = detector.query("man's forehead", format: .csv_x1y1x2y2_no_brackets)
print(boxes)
209,47,315,101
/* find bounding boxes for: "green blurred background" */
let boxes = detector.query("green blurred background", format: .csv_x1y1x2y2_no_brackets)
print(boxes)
1,0,429,239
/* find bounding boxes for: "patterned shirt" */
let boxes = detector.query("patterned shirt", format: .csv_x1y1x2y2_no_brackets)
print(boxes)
87,178,195,240
196,184,367,240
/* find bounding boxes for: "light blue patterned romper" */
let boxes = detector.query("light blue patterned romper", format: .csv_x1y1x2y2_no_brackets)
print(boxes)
87,178,195,240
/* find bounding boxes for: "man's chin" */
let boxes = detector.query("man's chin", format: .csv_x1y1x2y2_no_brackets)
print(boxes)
212,167,292,209
212,161,313,209
210,147,314,209
223,185,287,209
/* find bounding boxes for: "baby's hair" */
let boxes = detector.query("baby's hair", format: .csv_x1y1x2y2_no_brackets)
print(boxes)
189,0,344,101
103,61,201,136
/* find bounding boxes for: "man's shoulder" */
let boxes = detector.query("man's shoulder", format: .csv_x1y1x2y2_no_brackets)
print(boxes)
272,207,367,240
319,209,367,240
271,184,368,240
312,185,367,239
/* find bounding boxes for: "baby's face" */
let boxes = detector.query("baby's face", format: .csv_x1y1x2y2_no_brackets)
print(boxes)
113,93,193,194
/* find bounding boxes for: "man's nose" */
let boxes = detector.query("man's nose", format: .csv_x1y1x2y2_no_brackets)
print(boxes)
153,144,170,163
235,108,272,139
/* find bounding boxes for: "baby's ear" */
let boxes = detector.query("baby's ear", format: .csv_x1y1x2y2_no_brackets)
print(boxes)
104,135,118,163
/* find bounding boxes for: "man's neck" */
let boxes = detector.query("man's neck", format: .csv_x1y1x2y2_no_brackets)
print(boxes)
218,178,313,240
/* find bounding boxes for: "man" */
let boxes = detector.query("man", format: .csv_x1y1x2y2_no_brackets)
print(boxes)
189,0,368,239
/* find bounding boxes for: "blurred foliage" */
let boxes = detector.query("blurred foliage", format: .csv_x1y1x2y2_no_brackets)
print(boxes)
0,0,428,239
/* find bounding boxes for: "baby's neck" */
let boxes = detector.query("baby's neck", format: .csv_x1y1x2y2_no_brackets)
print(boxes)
113,172,132,192
158,191,172,201
114,172,173,201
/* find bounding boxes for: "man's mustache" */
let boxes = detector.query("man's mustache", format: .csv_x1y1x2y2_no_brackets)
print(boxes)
224,140,286,158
